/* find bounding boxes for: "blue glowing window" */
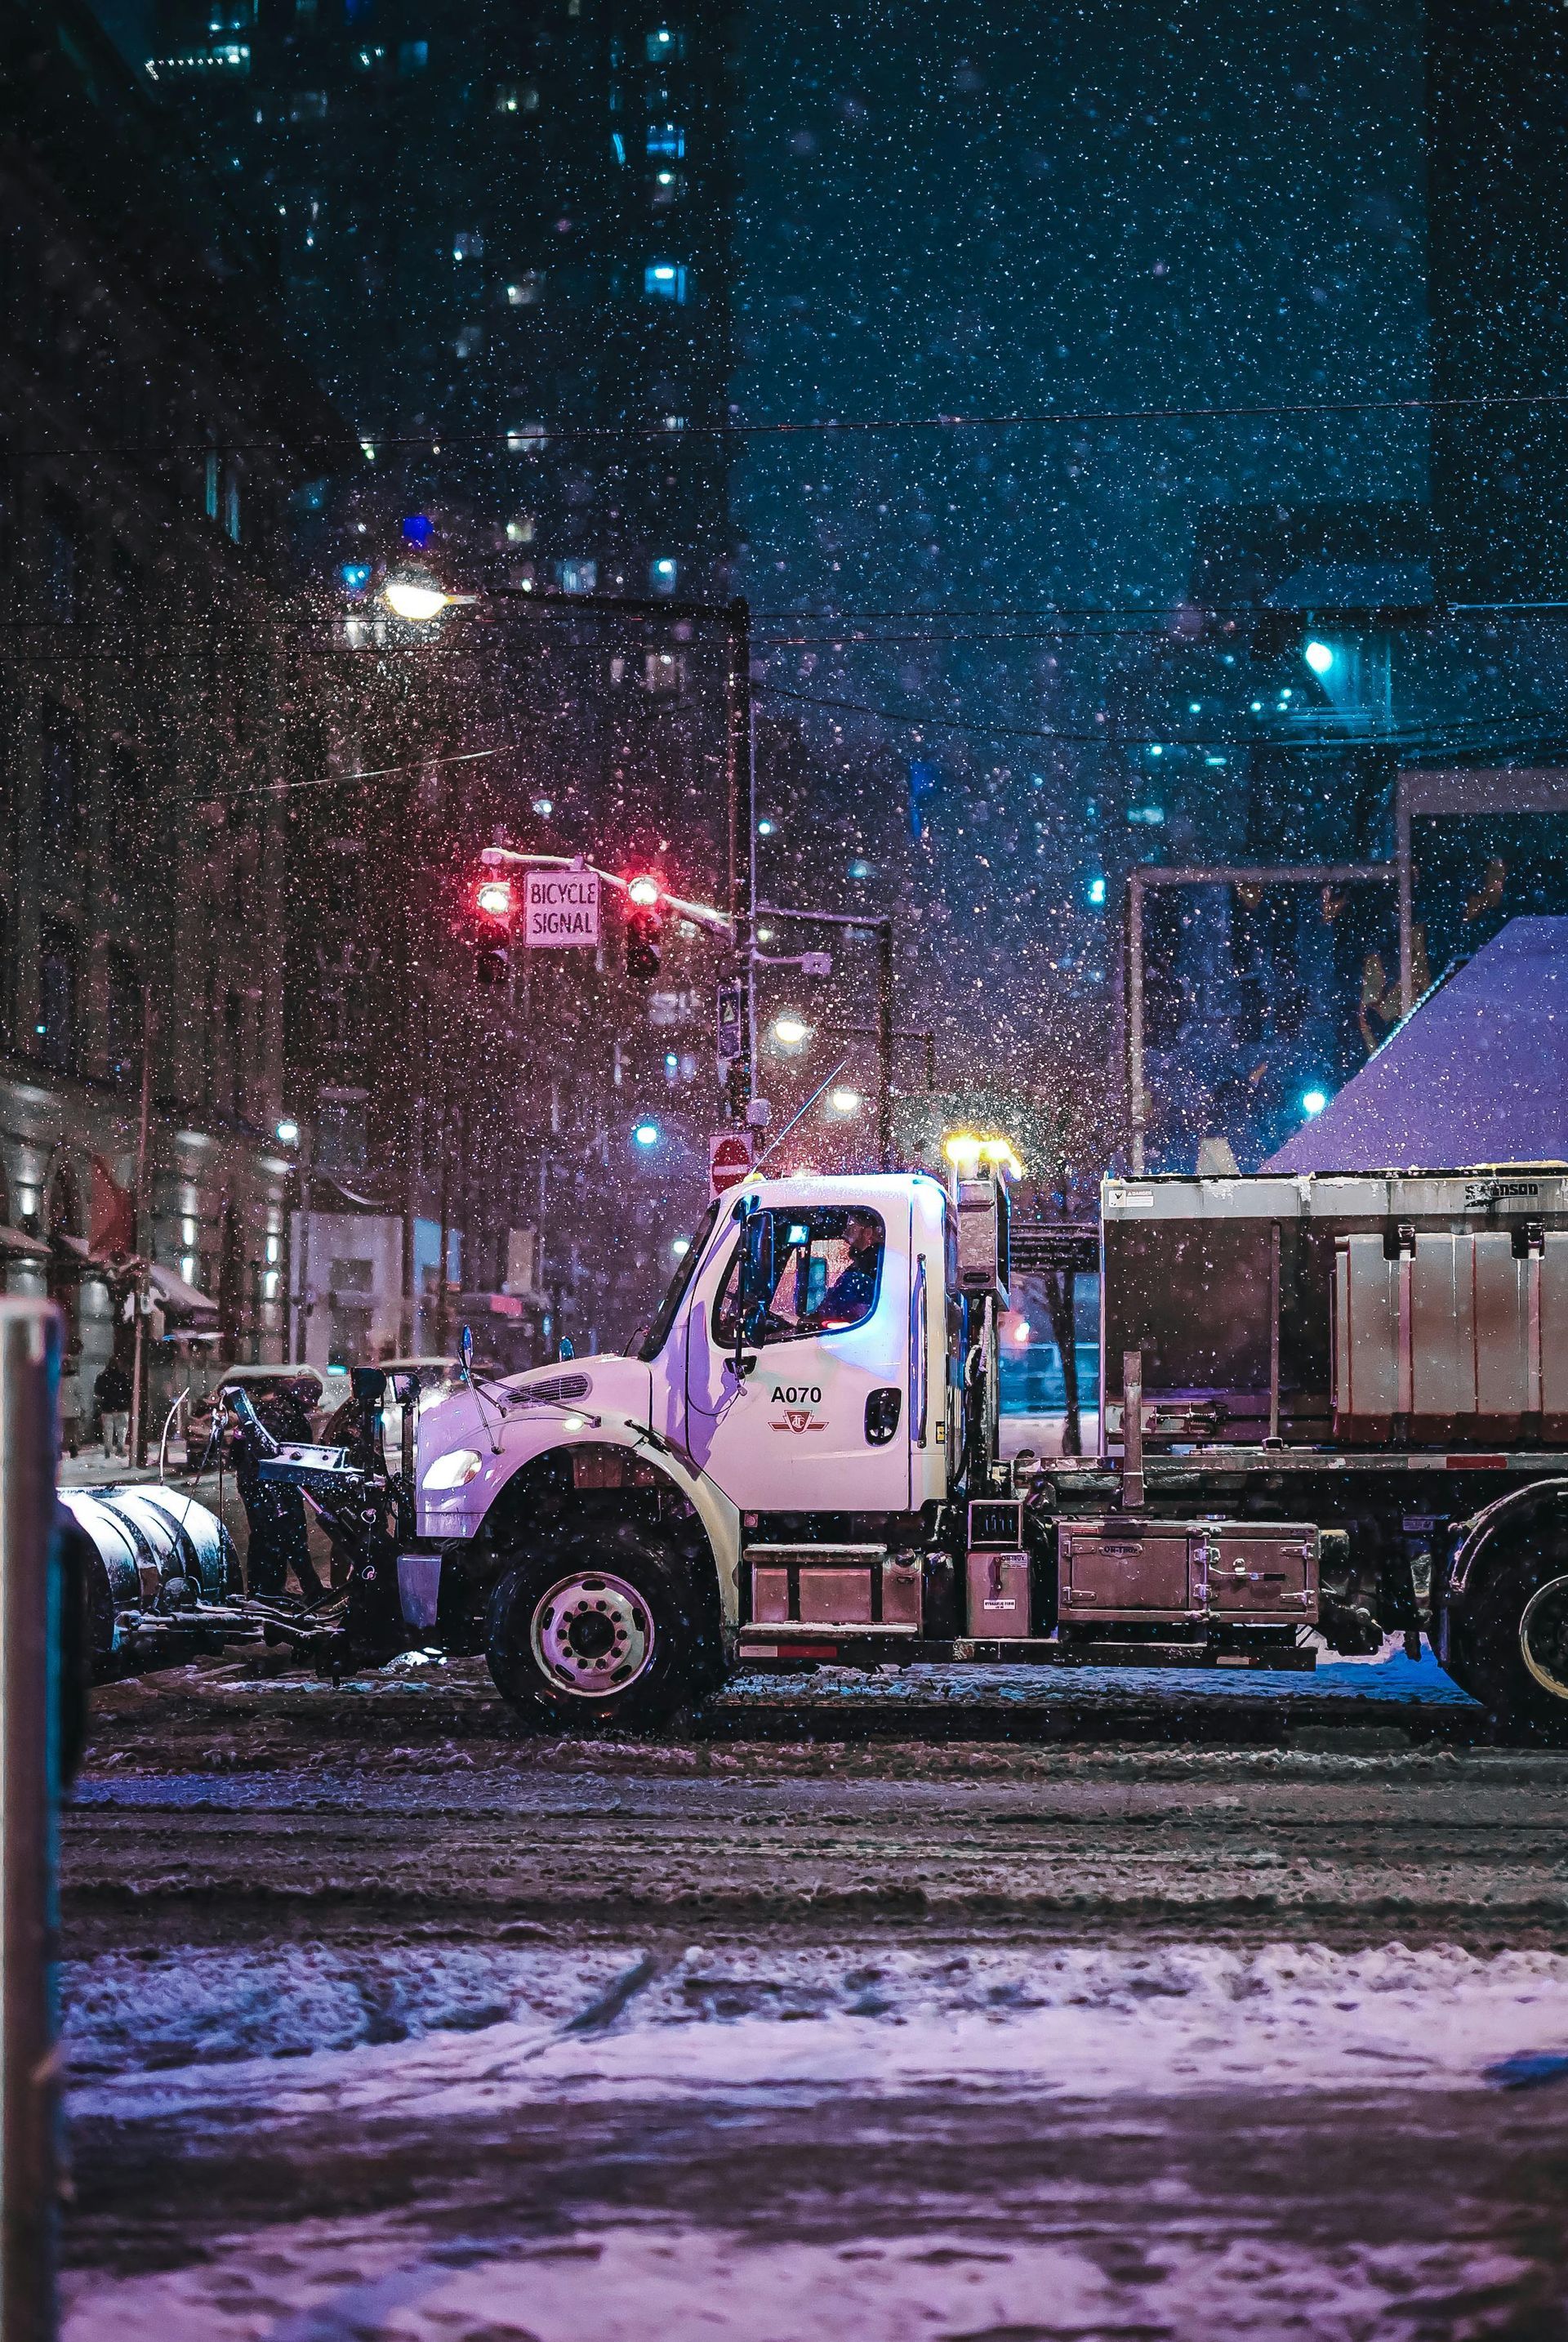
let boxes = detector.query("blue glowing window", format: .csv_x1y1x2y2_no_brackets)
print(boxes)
649,556,678,592
340,563,372,595
644,261,687,301
646,27,684,60
401,514,434,547
647,123,684,157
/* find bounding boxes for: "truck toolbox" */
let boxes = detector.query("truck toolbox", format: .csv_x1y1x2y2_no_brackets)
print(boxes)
1203,1526,1318,1622
1058,1519,1203,1621
747,1546,921,1634
1058,1519,1317,1626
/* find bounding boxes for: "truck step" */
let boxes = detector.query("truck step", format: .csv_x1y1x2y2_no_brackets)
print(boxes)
735,1631,1316,1672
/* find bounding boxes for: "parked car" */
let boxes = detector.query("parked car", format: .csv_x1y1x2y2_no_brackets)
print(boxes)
321,1355,466,1460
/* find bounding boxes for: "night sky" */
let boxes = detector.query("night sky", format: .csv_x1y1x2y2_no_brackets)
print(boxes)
735,1,1429,1104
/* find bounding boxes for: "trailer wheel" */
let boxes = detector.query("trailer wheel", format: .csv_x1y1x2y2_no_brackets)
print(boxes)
484,1519,706,1731
1460,1552,1568,1744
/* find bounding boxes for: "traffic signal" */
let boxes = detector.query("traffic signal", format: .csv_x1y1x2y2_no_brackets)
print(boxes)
473,875,515,986
624,874,665,981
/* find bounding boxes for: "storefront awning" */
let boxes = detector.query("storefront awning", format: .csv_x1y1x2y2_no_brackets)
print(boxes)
145,1260,220,1323
51,1238,218,1322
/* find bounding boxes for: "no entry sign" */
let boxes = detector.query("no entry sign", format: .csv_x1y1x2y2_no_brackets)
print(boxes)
523,868,600,947
708,1132,754,1200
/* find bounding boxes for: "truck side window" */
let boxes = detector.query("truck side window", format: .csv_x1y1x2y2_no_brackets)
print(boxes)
713,1207,884,1345
637,1198,720,1361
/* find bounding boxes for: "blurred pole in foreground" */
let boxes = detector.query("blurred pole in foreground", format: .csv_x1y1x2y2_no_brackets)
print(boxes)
0,1300,62,2341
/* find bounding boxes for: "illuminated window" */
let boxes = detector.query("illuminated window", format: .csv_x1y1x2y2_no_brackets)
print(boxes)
646,26,684,60
399,38,427,72
649,556,677,593
647,123,684,156
556,558,597,595
506,421,547,453
506,271,545,306
644,261,687,301
644,651,684,693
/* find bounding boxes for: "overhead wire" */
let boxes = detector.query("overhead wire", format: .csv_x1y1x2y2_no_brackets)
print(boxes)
11,381,1568,463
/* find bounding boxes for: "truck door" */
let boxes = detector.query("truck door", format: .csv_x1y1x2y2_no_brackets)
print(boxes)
684,1198,911,1513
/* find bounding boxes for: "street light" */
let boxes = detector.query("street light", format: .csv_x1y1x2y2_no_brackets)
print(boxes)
274,1117,300,1147
827,1086,862,1116
1301,1088,1328,1117
771,1013,811,1048
382,572,454,622
633,1120,661,1149
1303,640,1335,676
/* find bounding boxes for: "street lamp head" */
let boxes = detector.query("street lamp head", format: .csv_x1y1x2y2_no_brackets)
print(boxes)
771,1014,811,1047
1302,1087,1329,1117
1303,639,1334,676
633,1121,661,1149
383,573,452,622
827,1086,862,1116
274,1117,300,1147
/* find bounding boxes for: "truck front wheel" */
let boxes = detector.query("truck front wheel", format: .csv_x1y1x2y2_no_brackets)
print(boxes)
484,1520,709,1731
1458,1554,1568,1744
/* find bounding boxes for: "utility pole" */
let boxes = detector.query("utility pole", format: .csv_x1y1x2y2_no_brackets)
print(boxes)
723,597,755,1124
127,984,153,1466
0,1296,64,2341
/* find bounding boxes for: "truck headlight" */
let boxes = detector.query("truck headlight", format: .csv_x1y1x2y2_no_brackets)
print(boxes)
422,1448,483,1492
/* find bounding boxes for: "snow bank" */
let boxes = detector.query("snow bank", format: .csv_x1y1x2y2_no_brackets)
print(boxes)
66,1936,1568,2117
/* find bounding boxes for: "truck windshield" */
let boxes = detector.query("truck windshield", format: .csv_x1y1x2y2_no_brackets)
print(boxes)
636,1199,721,1361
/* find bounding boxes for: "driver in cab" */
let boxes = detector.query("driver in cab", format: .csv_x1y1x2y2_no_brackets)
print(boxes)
813,1207,884,1327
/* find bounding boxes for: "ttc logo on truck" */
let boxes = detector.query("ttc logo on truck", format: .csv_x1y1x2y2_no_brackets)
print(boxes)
770,1383,825,1433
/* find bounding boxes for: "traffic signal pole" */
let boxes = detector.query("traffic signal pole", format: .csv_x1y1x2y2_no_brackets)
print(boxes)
723,598,756,1126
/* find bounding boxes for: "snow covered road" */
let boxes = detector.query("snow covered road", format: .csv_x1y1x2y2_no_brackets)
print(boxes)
56,1662,1568,2338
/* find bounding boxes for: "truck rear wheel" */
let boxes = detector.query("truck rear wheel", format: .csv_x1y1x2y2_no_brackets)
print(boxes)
1459,1553,1568,1744
484,1519,707,1731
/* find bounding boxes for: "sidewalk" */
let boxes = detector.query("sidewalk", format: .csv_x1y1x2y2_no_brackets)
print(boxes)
58,1453,167,1492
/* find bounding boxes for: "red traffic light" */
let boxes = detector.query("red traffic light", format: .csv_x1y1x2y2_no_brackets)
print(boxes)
626,874,662,908
475,878,515,921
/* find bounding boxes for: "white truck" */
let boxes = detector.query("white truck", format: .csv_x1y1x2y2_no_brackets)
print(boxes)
361,1160,1568,1740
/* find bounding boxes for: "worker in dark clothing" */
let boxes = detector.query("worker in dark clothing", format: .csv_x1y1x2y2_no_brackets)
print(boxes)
232,1379,327,1603
93,1356,132,1460
816,1208,884,1327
